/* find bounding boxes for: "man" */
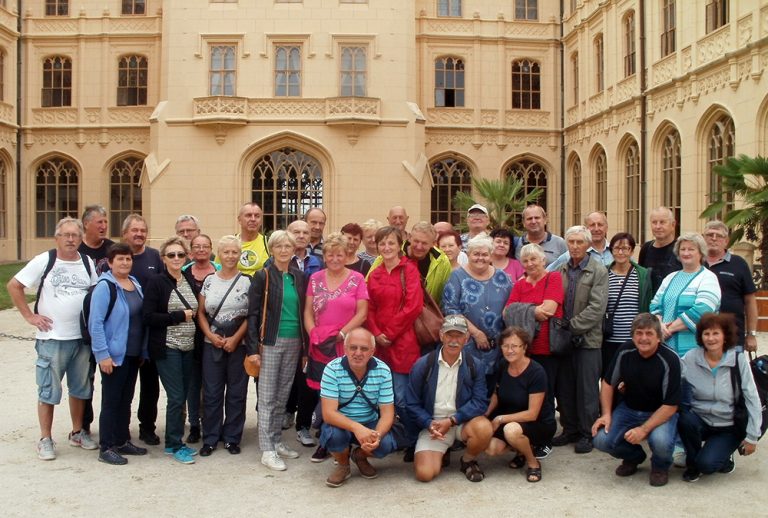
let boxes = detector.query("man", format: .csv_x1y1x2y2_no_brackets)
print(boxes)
304,207,326,262
406,315,492,482
287,219,322,277
592,313,681,487
174,214,201,243
79,205,114,273
121,214,164,445
547,211,613,271
553,225,608,454
703,220,759,351
319,328,398,488
514,205,567,266
639,207,681,295
387,206,410,238
232,202,269,276
460,204,491,251
7,217,98,460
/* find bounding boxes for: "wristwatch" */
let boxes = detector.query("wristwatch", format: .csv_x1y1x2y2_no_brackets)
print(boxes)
449,415,458,427
746,331,758,337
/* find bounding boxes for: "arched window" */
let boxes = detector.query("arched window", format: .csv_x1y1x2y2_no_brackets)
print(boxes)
511,59,541,110
0,159,6,239
503,159,548,226
662,129,681,225
252,147,323,231
708,115,735,219
625,141,640,238
42,56,72,107
623,11,636,77
35,157,78,237
571,52,579,106
430,157,472,225
595,149,607,213
109,156,143,237
0,50,4,102
571,157,581,225
594,34,604,93
117,55,148,106
435,57,464,107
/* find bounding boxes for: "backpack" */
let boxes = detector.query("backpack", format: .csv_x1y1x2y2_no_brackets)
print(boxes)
79,279,118,346
34,249,93,314
731,352,768,440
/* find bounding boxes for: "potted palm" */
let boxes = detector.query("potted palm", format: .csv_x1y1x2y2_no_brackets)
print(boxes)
452,176,544,233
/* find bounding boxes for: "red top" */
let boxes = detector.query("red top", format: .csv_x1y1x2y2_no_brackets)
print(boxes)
506,271,564,356
366,255,424,374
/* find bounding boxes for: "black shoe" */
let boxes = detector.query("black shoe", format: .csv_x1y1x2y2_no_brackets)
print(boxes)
199,444,215,457
441,451,451,468
225,442,241,455
117,441,148,456
719,455,735,474
139,430,160,446
98,448,128,465
186,426,201,444
403,446,415,463
449,439,465,452
551,433,579,447
682,467,701,482
574,437,593,454
533,444,552,459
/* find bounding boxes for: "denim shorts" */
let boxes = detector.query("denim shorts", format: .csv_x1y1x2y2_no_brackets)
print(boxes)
35,339,93,404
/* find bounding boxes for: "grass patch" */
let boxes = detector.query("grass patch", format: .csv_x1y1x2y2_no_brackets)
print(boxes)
0,262,34,310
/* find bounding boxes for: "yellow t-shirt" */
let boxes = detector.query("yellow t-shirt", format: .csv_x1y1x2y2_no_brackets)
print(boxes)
216,233,268,276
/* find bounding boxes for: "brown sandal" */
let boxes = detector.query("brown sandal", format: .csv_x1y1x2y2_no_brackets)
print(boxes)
460,457,485,482
526,463,542,483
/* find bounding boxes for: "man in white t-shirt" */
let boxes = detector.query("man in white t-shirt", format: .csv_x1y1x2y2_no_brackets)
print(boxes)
6,217,98,461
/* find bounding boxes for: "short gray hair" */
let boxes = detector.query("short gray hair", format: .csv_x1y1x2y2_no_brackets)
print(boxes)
175,214,200,229
466,235,493,254
704,220,729,236
410,221,436,240
519,243,546,261
631,313,663,339
267,230,296,252
55,217,84,236
121,213,147,234
564,225,591,243
674,232,707,263
81,205,106,224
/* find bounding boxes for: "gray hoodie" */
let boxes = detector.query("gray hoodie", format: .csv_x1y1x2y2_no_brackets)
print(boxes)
682,348,762,444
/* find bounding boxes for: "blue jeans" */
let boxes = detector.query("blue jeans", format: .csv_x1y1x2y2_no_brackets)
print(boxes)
155,348,194,451
678,408,743,474
593,402,677,471
320,419,397,459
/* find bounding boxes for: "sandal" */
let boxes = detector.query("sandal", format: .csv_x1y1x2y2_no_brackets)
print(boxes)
459,457,485,482
508,454,526,469
526,464,542,483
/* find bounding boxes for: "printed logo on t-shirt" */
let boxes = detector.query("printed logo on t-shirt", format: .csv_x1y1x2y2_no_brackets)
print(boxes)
49,265,91,296
240,249,260,268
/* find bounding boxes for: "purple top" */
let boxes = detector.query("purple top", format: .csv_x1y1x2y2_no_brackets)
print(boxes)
308,269,369,328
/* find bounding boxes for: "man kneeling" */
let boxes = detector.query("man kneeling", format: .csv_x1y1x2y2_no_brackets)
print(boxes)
591,313,682,487
406,315,492,482
319,327,397,488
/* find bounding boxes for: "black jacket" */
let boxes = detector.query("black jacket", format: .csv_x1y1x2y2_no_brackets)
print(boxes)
142,270,198,360
246,263,307,356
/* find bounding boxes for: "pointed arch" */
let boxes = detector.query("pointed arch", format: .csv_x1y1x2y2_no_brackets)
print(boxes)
589,144,608,214
618,133,640,238
567,151,582,226
105,151,146,238
697,105,735,219
31,152,81,237
652,121,682,225
429,152,476,225
501,154,550,225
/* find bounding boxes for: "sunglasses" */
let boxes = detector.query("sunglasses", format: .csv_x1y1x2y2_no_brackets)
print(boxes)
164,252,187,259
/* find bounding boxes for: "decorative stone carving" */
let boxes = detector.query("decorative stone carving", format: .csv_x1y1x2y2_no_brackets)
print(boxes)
108,107,154,124
505,23,552,37
195,96,247,116
84,108,100,123
481,110,498,125
504,110,550,127
31,109,77,125
425,20,472,33
110,18,157,33
587,92,605,117
566,106,579,126
615,77,635,103
697,28,728,65
249,99,325,117
697,67,730,96
738,14,753,46
426,108,473,125
682,46,693,72
326,97,379,117
30,19,79,33
652,54,676,87
0,103,14,123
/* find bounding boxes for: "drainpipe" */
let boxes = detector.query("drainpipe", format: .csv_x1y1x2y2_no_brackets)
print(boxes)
15,0,22,259
559,0,566,235
639,0,648,241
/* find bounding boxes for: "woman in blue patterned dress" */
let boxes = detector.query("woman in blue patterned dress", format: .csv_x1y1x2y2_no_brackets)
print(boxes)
442,236,512,391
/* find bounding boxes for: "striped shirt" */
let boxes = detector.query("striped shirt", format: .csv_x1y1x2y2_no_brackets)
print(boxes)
606,268,640,344
320,357,394,423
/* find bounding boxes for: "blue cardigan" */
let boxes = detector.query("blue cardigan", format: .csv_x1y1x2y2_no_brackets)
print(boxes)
89,271,148,365
405,347,489,430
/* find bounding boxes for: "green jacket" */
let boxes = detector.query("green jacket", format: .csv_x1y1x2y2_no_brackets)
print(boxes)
606,259,653,313
557,256,609,349
368,245,452,306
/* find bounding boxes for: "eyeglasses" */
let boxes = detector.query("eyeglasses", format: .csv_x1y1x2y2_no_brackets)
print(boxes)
612,246,633,253
56,233,80,240
164,252,187,259
704,233,727,240
191,245,211,250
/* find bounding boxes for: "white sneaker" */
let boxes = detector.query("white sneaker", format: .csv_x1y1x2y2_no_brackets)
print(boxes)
277,442,300,459
37,437,56,460
673,447,686,468
296,428,317,447
261,451,287,471
69,430,98,450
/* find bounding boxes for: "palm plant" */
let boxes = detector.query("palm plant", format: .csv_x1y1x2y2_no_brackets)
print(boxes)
453,176,543,233
701,154,768,288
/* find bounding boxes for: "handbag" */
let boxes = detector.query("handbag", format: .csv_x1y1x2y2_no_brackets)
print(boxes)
603,266,632,339
399,269,443,349
244,269,269,378
548,316,572,356
730,351,768,440
206,273,243,338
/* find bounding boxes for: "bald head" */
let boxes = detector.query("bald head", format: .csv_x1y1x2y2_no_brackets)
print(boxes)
387,206,409,232
585,211,608,245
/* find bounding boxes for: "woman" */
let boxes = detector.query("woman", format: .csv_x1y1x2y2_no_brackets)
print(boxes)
302,233,369,460
490,228,524,283
366,226,423,422
505,242,562,458
679,313,761,481
485,327,555,483
442,235,512,387
89,243,147,465
340,223,371,276
603,233,653,376
246,231,307,471
196,236,251,457
143,237,199,464
437,230,463,271
358,219,382,265
181,233,220,444
649,232,721,358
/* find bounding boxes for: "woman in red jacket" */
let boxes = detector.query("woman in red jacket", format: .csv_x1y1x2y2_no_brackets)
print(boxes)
366,226,423,419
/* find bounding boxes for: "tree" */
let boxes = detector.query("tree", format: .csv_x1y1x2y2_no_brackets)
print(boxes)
701,154,768,288
453,176,543,233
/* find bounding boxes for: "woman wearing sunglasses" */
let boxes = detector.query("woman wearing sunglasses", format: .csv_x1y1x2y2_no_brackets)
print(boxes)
143,237,200,464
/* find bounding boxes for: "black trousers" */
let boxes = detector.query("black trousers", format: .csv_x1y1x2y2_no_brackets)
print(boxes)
137,359,160,433
555,348,601,439
99,356,140,450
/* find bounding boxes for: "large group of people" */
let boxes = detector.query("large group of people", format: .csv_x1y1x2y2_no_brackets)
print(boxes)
6,201,763,489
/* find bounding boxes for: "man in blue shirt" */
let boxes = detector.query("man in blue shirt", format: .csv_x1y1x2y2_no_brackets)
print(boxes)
320,327,397,487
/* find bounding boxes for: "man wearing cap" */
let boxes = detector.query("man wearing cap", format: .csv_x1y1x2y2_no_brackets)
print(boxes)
460,204,491,252
405,315,493,482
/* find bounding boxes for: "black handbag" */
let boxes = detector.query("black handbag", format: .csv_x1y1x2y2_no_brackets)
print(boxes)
603,267,633,339
549,317,572,356
730,352,768,440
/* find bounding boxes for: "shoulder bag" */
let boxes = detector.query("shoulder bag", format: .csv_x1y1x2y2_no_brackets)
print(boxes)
542,272,572,356
399,268,443,350
603,266,633,339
